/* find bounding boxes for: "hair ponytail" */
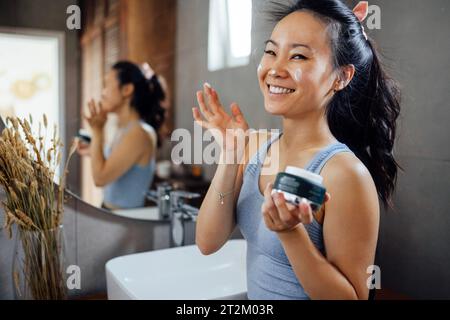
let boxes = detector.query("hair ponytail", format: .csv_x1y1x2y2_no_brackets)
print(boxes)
328,39,401,207
113,61,166,148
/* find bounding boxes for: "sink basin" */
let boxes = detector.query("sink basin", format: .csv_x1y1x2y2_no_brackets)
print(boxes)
106,239,247,300
111,206,165,221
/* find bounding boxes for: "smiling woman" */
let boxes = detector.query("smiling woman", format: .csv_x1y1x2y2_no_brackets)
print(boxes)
194,0,401,300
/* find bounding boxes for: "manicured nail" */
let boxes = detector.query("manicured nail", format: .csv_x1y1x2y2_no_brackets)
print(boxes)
204,82,211,89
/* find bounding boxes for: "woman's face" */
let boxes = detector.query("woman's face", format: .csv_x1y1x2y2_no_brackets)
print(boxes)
101,70,126,113
258,11,338,118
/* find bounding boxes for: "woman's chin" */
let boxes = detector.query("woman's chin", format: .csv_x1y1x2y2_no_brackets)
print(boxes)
264,103,288,116
101,104,116,113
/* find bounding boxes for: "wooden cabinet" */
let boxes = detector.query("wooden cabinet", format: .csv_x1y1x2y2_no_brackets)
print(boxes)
80,0,176,206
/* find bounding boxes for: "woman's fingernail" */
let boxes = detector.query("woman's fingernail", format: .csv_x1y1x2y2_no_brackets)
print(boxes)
204,82,211,89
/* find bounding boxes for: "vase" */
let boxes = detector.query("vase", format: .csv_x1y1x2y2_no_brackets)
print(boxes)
12,225,67,300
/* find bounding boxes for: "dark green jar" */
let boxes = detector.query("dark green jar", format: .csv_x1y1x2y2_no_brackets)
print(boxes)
272,166,326,212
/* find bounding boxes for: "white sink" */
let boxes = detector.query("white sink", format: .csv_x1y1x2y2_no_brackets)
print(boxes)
111,206,162,221
106,240,247,300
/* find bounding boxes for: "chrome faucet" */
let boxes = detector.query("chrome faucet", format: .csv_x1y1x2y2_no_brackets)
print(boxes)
169,191,200,247
147,186,200,246
146,183,173,220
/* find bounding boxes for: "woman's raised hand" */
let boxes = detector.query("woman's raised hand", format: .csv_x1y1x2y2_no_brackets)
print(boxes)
84,99,107,132
192,83,249,162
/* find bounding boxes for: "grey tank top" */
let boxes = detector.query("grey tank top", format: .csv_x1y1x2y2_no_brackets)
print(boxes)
103,121,157,209
236,132,353,300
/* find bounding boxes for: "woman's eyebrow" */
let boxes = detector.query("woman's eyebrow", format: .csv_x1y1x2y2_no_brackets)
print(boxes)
291,43,312,51
265,39,312,51
264,39,278,46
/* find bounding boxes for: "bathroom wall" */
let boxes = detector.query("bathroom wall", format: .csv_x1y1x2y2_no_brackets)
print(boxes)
175,0,281,180
0,0,81,194
175,0,450,298
366,0,450,299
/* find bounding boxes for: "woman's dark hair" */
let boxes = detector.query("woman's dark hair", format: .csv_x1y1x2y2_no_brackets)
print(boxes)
112,61,166,147
269,0,401,208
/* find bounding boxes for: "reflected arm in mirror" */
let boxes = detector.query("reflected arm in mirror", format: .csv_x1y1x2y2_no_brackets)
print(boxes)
90,125,154,187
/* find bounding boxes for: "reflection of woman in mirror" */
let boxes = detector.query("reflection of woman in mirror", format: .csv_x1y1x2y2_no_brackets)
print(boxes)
194,0,400,299
78,61,166,210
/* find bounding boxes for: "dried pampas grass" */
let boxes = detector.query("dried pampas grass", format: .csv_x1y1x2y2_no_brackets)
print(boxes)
0,115,76,299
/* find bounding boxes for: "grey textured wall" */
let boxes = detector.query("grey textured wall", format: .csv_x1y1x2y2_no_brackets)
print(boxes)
367,0,450,299
175,0,450,298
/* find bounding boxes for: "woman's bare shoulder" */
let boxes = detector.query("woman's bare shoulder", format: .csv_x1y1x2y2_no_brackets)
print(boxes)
321,151,379,215
322,152,375,190
123,123,153,149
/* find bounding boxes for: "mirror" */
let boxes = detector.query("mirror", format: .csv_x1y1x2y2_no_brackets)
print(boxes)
0,0,258,220
0,0,211,219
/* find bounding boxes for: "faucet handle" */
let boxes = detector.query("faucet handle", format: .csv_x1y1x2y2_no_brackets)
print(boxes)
180,203,199,215
170,190,201,200
146,190,159,203
170,190,201,213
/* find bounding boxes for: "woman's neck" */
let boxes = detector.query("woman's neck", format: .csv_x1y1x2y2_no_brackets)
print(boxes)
116,103,140,128
280,110,337,152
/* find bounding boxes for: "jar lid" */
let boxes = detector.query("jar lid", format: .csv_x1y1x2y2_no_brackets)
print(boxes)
285,166,323,184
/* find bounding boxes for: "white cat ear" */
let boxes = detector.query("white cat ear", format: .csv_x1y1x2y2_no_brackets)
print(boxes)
141,62,155,80
353,1,369,22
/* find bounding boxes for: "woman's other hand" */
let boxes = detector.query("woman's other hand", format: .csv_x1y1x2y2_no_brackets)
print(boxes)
75,138,91,157
262,182,331,233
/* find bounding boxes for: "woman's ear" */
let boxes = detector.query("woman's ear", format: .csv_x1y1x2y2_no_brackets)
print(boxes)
121,83,134,98
334,65,356,91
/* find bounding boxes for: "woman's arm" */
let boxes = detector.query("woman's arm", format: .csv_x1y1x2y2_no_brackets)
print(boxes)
263,153,380,299
193,83,251,255
195,153,244,255
90,126,152,187
84,99,153,187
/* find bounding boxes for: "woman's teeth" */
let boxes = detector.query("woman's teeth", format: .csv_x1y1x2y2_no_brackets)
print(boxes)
268,85,295,94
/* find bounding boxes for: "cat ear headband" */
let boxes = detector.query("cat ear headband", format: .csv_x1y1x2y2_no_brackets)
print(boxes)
141,62,155,80
353,1,369,40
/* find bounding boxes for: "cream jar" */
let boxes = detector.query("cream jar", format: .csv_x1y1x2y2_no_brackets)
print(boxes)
271,166,326,212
